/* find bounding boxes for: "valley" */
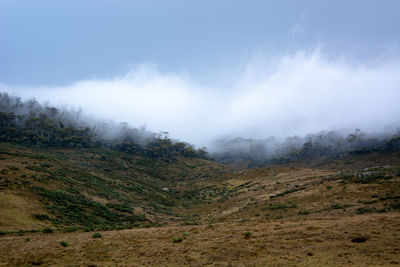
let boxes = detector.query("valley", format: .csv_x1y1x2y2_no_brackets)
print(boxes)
1,142,400,266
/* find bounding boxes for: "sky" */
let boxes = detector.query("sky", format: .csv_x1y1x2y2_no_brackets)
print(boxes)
1,1,400,146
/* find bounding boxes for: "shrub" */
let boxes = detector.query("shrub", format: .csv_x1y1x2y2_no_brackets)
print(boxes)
43,228,54,233
92,232,102,238
268,203,289,211
390,203,400,210
356,207,377,214
59,241,68,247
40,163,53,168
299,210,311,215
63,227,79,233
172,237,183,243
205,224,214,230
182,232,190,238
244,232,252,239
33,214,50,220
351,236,368,243
331,204,343,209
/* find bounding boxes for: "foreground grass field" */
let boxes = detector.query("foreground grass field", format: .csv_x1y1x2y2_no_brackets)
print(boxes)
1,213,399,266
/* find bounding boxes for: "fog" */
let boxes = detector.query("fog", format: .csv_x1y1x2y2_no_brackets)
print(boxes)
4,49,400,147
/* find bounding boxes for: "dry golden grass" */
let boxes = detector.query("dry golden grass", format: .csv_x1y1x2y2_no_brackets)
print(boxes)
1,213,399,266
0,190,52,231
175,166,400,224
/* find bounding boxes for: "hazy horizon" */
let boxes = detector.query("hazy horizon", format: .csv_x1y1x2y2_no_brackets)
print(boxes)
1,1,400,147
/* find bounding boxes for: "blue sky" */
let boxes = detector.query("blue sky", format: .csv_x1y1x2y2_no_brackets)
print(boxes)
1,1,400,145
1,0,399,86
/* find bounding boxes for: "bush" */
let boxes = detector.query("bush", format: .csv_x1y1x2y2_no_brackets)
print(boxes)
59,241,68,247
63,227,79,233
205,224,214,230
33,214,50,220
92,232,102,238
268,203,289,211
299,210,311,215
182,232,190,238
390,203,400,210
43,228,54,233
356,207,376,214
351,236,368,243
172,237,183,243
244,231,252,239
331,204,343,209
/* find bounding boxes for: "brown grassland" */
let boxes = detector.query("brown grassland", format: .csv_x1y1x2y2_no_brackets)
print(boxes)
1,212,399,266
1,144,400,266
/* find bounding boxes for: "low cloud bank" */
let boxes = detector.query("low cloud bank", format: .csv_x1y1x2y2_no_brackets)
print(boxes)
5,49,400,147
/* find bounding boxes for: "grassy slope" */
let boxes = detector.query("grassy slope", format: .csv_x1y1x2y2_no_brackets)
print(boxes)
1,144,400,266
0,142,231,231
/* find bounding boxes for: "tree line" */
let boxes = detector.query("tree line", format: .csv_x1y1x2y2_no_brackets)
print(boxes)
211,128,400,166
0,92,209,161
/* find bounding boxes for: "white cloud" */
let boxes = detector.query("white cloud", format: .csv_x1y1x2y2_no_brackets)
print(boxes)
6,50,400,147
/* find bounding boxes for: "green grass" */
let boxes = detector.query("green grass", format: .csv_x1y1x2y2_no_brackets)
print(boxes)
34,187,146,229
92,232,102,238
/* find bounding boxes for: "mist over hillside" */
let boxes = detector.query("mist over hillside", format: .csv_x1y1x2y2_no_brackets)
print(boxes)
2,92,399,168
0,92,209,161
211,129,400,167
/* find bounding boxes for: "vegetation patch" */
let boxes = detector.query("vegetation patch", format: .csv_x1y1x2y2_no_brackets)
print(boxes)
356,207,377,214
351,236,369,243
92,232,102,238
43,228,54,233
243,231,252,239
299,210,312,215
59,241,68,247
172,237,183,243
33,187,146,229
270,187,307,199
33,214,51,220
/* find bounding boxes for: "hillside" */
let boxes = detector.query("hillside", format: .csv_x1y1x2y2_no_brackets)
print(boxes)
1,142,400,266
1,94,400,266
0,142,231,232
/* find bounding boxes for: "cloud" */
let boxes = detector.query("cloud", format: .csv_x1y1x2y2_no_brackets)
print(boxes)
5,49,400,147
